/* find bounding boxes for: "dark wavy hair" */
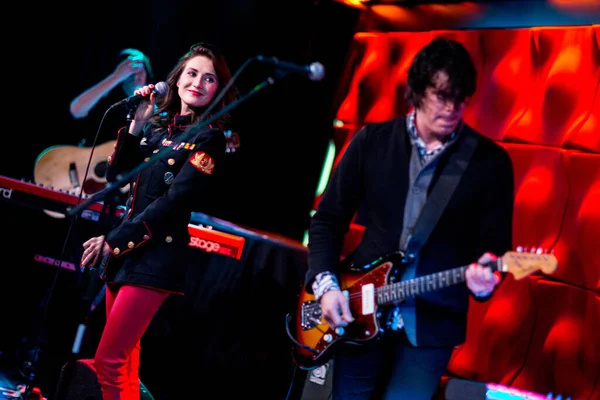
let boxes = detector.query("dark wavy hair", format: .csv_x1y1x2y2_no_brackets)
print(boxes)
405,38,477,109
152,42,238,130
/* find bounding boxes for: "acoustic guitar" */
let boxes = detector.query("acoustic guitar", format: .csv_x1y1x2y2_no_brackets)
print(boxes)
33,131,241,218
33,140,121,218
286,247,558,370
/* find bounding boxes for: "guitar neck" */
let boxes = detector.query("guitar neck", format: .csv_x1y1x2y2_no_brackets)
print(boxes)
377,260,498,306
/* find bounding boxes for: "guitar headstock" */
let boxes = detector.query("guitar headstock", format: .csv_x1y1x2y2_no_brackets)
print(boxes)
500,246,558,280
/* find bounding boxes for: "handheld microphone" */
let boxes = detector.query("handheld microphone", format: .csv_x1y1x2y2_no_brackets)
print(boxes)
256,56,325,81
110,81,168,108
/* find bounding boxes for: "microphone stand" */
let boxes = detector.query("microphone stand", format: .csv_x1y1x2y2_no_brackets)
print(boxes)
50,104,137,400
20,107,132,400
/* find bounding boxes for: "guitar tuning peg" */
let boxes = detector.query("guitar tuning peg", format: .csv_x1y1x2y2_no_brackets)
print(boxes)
535,247,544,254
516,246,523,253
530,246,537,253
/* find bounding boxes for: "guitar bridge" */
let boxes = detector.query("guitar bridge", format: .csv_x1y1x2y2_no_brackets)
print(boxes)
300,301,322,330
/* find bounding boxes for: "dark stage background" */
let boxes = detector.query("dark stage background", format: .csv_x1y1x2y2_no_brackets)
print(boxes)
0,0,360,397
3,0,360,240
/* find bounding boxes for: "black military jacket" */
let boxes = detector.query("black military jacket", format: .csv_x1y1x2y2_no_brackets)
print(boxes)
102,115,225,292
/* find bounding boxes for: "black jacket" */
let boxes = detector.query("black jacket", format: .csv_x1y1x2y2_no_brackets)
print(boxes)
102,115,226,293
306,116,514,346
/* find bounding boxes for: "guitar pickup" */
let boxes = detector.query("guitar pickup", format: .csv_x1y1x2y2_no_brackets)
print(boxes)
361,284,375,315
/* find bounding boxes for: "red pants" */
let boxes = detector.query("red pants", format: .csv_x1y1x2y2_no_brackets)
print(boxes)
94,284,170,400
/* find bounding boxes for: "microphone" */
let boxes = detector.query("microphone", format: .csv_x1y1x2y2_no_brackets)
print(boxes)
110,81,168,108
256,56,325,81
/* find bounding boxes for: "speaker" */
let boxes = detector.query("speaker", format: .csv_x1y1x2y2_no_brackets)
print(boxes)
299,360,333,400
54,359,154,400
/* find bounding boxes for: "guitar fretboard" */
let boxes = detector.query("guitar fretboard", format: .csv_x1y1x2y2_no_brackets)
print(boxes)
376,266,468,306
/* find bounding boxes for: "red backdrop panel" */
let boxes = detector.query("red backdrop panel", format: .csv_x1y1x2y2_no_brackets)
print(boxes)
326,24,599,399
334,25,599,154
510,281,599,400
553,151,600,291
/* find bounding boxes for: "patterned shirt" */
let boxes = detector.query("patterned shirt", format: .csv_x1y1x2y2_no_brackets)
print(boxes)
406,109,459,166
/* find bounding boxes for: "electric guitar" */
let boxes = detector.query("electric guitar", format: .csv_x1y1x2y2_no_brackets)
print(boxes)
287,248,558,370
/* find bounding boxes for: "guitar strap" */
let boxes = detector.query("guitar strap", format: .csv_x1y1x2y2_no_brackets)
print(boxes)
405,126,480,258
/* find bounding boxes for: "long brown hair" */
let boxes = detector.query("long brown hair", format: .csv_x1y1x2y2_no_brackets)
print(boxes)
153,42,238,130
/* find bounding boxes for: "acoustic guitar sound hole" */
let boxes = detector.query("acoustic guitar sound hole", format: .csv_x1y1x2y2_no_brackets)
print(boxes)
95,161,108,178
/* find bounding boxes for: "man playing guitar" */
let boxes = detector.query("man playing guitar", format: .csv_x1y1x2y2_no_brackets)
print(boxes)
304,38,515,399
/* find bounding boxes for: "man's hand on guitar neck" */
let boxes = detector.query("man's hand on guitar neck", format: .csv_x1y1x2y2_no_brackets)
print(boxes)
465,252,502,298
321,290,355,329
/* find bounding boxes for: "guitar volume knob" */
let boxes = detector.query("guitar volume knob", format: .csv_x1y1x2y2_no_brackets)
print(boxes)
323,334,333,343
335,327,345,336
